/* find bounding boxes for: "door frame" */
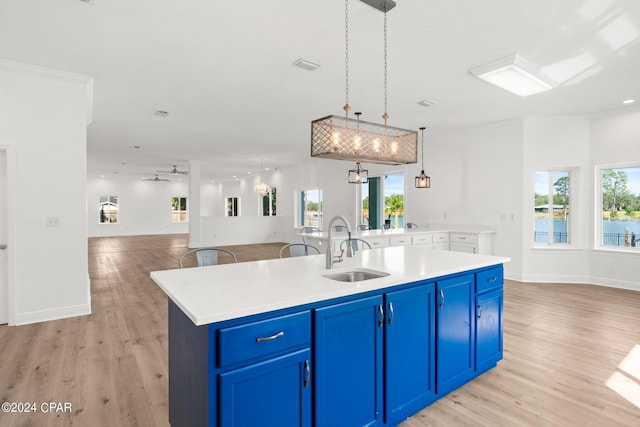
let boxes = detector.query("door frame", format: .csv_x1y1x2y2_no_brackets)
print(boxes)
1,144,16,325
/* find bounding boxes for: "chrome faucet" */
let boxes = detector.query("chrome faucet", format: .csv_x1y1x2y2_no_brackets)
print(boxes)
326,215,354,269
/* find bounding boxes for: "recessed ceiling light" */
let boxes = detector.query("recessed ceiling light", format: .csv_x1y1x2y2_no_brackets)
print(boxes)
470,53,556,97
623,99,635,104
155,110,169,117
292,58,320,71
418,99,435,107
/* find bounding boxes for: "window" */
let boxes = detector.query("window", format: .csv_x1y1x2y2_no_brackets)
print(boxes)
172,197,187,222
534,171,571,244
99,195,119,224
299,189,322,229
226,197,239,216
598,165,640,249
261,187,276,216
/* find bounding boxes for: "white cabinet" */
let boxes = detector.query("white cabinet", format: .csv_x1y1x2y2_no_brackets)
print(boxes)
431,233,450,250
449,233,493,255
411,234,431,246
389,235,411,246
364,236,389,249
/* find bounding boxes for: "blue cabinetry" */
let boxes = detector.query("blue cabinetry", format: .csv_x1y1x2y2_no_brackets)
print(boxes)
385,284,436,425
219,349,311,427
436,274,475,395
475,267,504,374
167,265,504,427
314,295,384,427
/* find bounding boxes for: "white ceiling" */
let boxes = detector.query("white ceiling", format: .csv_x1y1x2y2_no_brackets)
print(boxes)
1,0,639,181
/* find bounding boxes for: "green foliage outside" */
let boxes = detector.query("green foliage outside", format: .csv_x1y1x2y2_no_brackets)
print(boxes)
602,169,640,220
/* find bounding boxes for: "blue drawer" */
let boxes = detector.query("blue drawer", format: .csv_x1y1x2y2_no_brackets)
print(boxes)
476,266,503,294
218,311,311,367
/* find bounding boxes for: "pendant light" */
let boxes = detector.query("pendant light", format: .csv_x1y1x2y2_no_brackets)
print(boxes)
348,112,368,183
310,0,417,166
255,159,269,196
415,127,431,189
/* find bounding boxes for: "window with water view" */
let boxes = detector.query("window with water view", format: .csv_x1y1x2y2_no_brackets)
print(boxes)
600,166,640,248
534,171,570,244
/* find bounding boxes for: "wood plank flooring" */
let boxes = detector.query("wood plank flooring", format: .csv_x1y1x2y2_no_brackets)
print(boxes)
1,234,639,426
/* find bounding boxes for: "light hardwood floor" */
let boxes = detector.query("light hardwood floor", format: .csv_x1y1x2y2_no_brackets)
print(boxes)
0,234,639,426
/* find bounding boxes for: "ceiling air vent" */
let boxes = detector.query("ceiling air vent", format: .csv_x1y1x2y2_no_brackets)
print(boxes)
418,99,435,107
292,58,320,71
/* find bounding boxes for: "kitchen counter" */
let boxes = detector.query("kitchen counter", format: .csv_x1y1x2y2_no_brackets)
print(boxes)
151,245,509,326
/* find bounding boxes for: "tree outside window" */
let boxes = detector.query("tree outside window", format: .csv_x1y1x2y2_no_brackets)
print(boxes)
534,171,571,244
600,166,640,248
172,197,187,222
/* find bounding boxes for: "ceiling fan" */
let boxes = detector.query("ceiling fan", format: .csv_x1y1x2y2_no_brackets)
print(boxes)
157,165,188,175
142,174,170,182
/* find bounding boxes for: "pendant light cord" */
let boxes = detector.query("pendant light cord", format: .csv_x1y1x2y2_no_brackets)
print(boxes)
344,0,350,114
383,9,388,124
420,127,425,169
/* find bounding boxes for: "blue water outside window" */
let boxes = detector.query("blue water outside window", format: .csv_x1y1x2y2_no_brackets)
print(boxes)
599,165,640,249
534,171,571,245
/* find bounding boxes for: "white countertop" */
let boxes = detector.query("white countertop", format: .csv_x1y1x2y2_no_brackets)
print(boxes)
302,225,497,240
151,246,510,326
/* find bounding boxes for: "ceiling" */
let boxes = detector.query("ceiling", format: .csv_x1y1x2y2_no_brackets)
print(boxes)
1,0,639,181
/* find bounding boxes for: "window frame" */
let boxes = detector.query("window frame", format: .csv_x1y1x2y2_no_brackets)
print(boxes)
595,163,640,252
533,169,573,247
99,195,119,224
171,196,188,223
298,188,323,229
260,187,277,216
226,197,240,217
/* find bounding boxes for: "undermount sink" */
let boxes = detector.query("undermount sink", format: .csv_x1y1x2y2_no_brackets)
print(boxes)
323,269,390,283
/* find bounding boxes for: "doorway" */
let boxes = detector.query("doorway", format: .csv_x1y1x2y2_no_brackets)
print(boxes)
361,173,405,230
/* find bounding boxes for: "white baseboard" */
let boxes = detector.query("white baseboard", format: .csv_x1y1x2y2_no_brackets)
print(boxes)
14,303,91,326
505,272,640,292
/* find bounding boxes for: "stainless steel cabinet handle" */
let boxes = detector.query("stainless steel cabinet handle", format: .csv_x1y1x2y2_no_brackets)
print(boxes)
387,302,394,325
477,305,482,318
255,331,284,343
304,360,310,387
378,304,384,327
487,277,497,283
439,290,445,309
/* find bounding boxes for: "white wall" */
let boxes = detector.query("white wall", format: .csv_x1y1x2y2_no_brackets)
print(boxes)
87,174,189,237
0,59,92,325
405,119,524,279
588,108,640,290
520,116,591,283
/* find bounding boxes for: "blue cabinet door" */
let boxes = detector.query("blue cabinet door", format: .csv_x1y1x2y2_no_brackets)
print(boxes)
385,284,436,425
219,349,311,427
476,288,503,374
314,295,384,427
436,274,475,395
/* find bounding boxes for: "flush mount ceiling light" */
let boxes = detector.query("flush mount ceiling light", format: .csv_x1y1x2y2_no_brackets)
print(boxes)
254,159,270,197
311,0,417,166
415,127,431,189
470,54,556,97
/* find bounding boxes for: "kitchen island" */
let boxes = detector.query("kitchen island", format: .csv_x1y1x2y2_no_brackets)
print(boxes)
152,245,510,427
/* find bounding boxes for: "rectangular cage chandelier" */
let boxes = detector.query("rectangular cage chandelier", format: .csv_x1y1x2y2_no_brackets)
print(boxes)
311,115,417,165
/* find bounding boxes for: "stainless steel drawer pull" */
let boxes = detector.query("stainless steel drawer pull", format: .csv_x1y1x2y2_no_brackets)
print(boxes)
256,331,284,343
487,277,497,283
